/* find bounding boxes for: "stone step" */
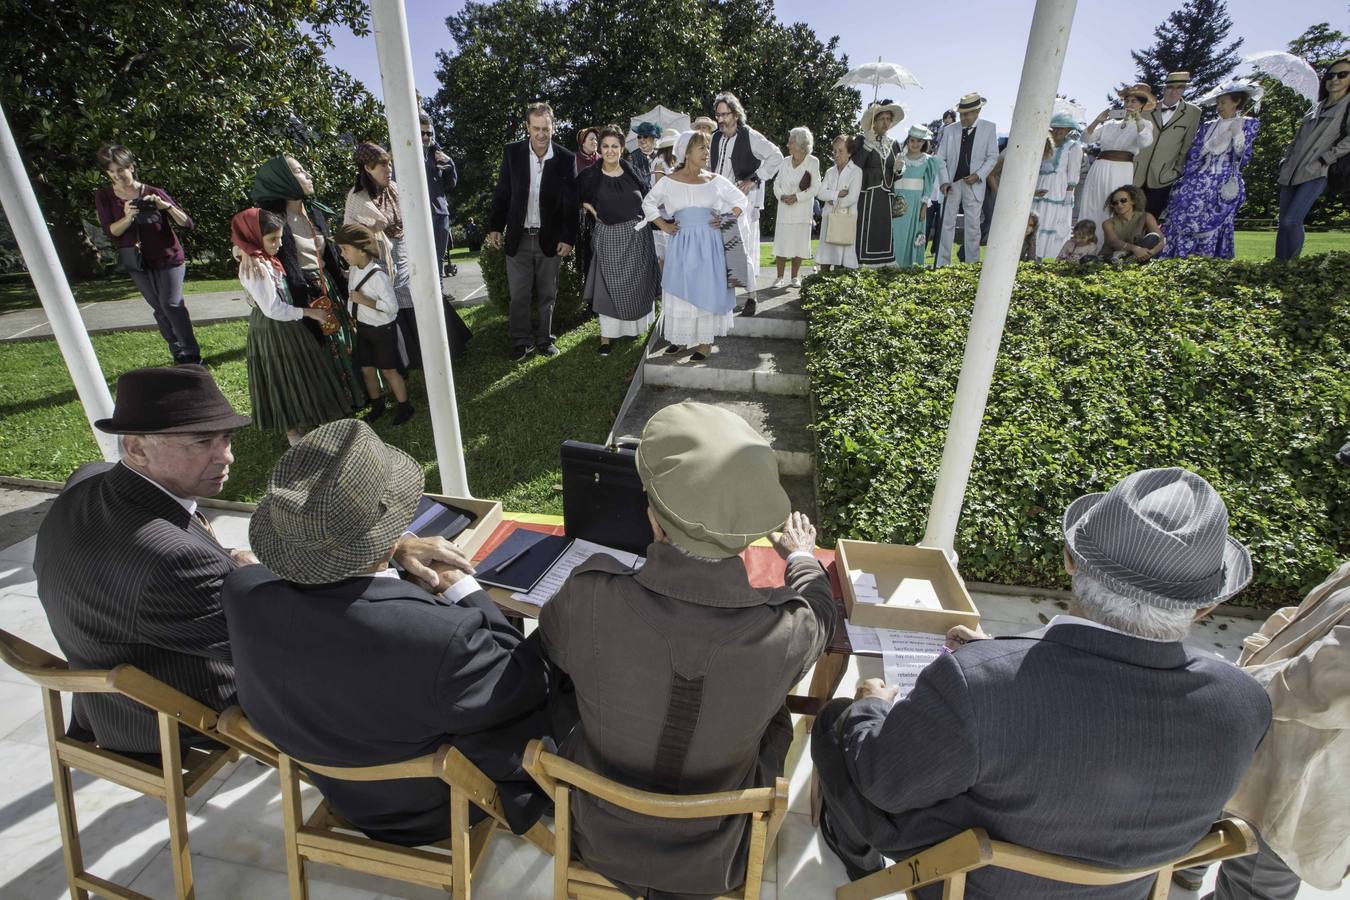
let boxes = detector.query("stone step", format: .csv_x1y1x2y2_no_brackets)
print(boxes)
733,288,806,340
644,336,809,396
614,386,815,476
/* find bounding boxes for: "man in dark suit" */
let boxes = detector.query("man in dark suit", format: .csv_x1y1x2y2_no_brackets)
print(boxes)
812,467,1272,899
486,101,578,361
33,365,471,754
224,419,553,845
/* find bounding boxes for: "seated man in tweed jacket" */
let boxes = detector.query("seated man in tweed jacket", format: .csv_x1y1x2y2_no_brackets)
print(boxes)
34,365,466,755
812,467,1272,900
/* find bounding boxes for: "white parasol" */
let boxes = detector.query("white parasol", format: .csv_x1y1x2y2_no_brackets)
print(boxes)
626,105,691,152
1243,51,1320,105
834,58,923,103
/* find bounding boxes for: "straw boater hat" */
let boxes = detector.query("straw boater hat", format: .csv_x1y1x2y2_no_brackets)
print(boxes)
956,92,987,113
692,116,717,133
861,100,905,133
635,402,789,560
1117,82,1158,111
249,419,425,585
1164,71,1192,87
1062,467,1252,610
906,124,933,142
657,127,680,150
95,365,252,434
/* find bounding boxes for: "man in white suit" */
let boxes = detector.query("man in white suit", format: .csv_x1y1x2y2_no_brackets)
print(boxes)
935,92,999,266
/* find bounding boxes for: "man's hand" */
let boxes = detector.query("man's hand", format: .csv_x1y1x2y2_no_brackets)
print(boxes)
229,548,259,566
963,174,980,185
771,511,816,559
392,535,475,593
557,242,573,257
945,624,990,652
855,678,899,704
939,182,951,195
486,231,503,249
434,150,451,164
737,179,756,194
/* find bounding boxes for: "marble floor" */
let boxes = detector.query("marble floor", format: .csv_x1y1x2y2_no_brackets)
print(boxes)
0,505,1345,899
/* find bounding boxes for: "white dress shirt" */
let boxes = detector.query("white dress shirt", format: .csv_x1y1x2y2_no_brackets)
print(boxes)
346,259,399,327
125,464,198,517
372,565,483,604
525,142,554,229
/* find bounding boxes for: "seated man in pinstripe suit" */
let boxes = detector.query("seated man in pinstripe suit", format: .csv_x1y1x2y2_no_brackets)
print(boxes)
812,468,1272,900
33,365,468,755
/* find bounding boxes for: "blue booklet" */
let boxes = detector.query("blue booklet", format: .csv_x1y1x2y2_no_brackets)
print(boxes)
474,530,573,593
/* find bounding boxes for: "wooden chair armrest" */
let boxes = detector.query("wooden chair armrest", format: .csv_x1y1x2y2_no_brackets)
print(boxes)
106,665,219,733
0,627,69,674
294,749,443,782
522,738,559,795
837,829,992,900
1172,818,1257,869
215,705,281,767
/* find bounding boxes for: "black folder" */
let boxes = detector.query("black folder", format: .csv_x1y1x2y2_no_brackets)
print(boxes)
407,496,478,542
474,530,572,593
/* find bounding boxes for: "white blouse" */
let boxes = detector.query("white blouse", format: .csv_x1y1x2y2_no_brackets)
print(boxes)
773,155,821,225
1086,117,1155,154
638,173,749,226
819,162,863,211
240,265,303,322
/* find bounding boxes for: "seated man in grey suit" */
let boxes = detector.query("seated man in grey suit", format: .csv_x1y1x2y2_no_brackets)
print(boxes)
812,467,1272,899
224,419,553,845
34,365,468,755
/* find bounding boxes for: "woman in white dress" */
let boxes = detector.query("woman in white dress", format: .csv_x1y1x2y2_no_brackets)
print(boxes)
640,131,750,361
817,135,862,270
771,126,820,287
1079,83,1156,251
1031,112,1085,257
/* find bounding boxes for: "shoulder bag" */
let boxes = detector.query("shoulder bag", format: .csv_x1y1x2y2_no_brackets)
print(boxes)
1327,101,1350,197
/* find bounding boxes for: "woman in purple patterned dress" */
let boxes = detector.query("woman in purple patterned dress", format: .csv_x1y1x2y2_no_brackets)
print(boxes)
1160,80,1262,259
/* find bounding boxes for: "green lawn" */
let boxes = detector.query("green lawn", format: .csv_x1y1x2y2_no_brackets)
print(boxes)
0,301,644,513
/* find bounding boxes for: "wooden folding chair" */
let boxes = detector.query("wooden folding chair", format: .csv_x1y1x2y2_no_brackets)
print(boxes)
0,628,239,900
216,706,547,900
834,817,1258,900
522,739,789,900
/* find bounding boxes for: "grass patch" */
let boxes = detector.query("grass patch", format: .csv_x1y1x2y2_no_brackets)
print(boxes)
0,303,646,513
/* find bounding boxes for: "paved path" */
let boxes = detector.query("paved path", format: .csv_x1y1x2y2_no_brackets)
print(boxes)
0,262,487,342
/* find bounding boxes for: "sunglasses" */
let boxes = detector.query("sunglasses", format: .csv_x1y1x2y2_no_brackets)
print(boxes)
420,130,433,136
1111,197,1132,206
1327,70,1350,81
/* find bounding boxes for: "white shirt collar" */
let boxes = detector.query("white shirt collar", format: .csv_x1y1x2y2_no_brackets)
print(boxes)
124,463,198,517
530,142,554,164
1040,613,1171,642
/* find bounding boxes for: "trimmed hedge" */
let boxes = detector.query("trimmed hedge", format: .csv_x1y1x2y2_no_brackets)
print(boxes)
479,242,590,334
802,254,1350,608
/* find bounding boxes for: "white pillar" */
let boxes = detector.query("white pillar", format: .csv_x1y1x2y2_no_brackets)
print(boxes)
370,0,470,495
921,0,1077,552
0,103,119,462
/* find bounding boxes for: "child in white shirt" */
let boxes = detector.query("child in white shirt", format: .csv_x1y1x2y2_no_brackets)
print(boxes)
334,224,413,425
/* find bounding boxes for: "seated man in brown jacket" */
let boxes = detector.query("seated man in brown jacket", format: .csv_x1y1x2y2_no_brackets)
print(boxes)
541,401,836,899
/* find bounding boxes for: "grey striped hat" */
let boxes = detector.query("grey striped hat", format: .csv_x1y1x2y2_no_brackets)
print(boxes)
1062,467,1252,610
250,419,424,585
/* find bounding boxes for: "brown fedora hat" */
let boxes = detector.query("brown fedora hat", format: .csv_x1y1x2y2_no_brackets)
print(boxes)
94,365,253,434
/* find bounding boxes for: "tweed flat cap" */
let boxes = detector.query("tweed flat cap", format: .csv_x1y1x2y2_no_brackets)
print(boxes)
250,419,424,584
1063,467,1251,609
636,402,789,559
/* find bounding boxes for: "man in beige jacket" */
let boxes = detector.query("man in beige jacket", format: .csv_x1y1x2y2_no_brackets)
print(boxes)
1204,561,1350,898
1134,71,1203,218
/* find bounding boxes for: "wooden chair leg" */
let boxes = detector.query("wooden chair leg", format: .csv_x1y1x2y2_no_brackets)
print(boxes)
157,712,194,899
743,813,767,900
553,787,571,900
451,787,471,900
1148,868,1171,900
942,872,966,899
278,756,309,900
802,651,848,731
42,690,89,900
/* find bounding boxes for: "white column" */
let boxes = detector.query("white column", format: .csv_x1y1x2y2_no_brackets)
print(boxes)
370,0,470,495
921,0,1077,552
0,103,119,462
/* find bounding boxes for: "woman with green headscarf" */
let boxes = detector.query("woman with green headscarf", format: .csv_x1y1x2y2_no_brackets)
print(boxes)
250,155,365,409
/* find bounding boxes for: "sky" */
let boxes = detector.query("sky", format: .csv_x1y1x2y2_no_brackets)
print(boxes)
323,0,1339,138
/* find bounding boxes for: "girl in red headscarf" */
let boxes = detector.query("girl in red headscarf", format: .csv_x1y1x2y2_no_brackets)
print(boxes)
231,208,351,445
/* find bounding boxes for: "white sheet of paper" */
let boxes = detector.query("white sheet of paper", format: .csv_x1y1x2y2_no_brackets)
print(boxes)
845,621,884,654
511,539,644,607
879,630,948,701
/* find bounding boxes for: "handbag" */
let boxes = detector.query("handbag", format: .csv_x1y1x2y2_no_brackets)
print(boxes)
1219,175,1240,202
559,440,653,557
890,193,909,218
117,245,143,273
825,206,857,245
1327,101,1350,197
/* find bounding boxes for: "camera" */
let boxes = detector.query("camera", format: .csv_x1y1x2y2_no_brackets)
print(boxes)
131,196,162,225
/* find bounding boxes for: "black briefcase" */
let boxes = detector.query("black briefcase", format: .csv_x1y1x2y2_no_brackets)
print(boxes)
560,440,653,557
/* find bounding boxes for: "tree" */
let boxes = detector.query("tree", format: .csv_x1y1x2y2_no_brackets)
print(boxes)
430,0,859,226
1130,0,1243,96
1243,22,1349,225
0,0,386,276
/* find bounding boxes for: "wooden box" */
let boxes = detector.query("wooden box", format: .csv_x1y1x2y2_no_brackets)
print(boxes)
836,540,980,634
425,494,503,560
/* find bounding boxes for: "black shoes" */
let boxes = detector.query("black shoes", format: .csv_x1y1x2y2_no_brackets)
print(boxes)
536,343,560,357
366,398,386,422
664,343,683,355
739,298,757,317
689,351,707,361
511,345,532,362
391,401,415,425
598,342,612,356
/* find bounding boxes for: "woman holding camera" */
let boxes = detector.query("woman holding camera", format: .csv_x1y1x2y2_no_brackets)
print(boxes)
93,143,200,364
1079,84,1156,251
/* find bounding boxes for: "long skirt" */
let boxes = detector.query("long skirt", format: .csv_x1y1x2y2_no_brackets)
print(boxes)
246,307,352,434
855,186,895,267
772,220,812,259
586,218,659,338
890,185,928,268
305,267,365,408
1031,195,1074,258
1160,171,1243,259
661,206,737,347
1078,159,1135,251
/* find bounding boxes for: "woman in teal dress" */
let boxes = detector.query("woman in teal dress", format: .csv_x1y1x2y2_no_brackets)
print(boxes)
891,125,944,268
